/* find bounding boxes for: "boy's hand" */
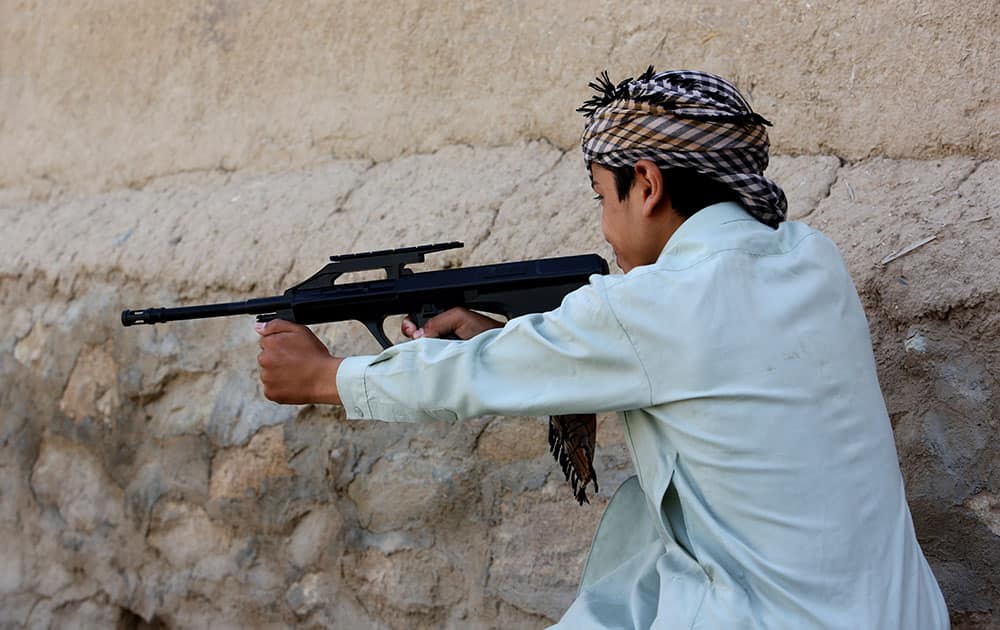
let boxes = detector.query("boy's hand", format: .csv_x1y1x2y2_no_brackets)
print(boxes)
401,307,504,340
256,319,342,405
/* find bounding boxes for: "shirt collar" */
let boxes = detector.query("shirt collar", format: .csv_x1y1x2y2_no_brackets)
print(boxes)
656,201,762,265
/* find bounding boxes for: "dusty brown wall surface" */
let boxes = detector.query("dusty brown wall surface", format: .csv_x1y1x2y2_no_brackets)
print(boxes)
2,0,999,198
1,2,999,629
2,149,999,628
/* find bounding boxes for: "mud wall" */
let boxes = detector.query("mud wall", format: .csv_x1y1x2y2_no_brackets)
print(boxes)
1,2,998,628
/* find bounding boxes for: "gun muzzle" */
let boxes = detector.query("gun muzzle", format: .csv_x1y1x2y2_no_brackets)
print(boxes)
121,309,165,326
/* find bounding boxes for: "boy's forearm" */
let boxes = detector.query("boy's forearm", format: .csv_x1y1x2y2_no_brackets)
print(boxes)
314,356,345,406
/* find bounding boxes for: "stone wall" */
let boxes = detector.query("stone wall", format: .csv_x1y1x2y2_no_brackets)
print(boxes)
1,2,998,628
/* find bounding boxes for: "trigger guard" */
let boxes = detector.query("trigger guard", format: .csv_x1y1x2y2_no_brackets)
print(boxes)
363,320,394,349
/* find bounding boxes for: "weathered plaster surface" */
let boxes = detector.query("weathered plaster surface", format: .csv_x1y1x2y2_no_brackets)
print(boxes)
2,1,998,198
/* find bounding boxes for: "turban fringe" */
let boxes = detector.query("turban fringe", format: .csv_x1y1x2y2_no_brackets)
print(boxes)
580,68,788,228
549,413,599,504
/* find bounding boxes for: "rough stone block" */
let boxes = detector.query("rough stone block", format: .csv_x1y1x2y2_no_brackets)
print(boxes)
30,438,124,533
209,425,294,499
488,481,606,620
147,500,232,569
287,507,343,570
126,435,211,521
208,370,297,447
966,492,1000,538
476,417,548,465
285,571,337,617
13,323,77,390
344,548,464,617
0,528,24,594
348,448,476,536
59,343,119,426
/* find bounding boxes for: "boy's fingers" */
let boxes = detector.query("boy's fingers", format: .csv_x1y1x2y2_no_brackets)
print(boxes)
401,317,419,338
423,307,502,339
254,318,300,336
421,308,465,338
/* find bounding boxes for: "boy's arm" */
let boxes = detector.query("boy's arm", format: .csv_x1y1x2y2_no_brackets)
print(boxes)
255,319,344,405
255,307,503,405
257,279,651,421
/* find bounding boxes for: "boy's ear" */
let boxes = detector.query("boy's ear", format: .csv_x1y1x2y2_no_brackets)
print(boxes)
633,160,668,217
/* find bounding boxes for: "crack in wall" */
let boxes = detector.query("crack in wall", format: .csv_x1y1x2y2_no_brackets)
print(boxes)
954,159,986,192
125,164,237,194
795,154,846,220
466,145,572,261
329,160,377,220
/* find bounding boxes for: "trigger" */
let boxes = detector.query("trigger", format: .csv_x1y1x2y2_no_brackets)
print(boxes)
410,304,445,329
408,309,460,342
407,311,428,329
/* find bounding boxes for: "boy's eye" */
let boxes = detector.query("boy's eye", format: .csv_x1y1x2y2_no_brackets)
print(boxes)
593,195,603,201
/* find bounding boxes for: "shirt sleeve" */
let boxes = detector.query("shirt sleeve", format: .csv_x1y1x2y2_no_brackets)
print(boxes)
336,276,653,422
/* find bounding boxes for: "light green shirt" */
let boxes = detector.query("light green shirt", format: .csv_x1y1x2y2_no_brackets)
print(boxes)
338,202,948,629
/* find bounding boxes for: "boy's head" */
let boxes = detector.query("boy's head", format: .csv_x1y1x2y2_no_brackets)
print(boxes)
579,67,786,230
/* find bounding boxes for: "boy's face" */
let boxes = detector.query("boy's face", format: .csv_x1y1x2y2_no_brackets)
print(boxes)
590,163,648,273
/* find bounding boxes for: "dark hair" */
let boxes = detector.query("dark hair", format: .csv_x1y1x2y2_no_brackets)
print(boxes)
607,164,739,218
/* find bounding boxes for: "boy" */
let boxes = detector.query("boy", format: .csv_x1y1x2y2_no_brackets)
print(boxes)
256,68,948,628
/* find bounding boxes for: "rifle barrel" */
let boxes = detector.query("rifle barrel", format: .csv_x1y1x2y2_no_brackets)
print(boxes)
121,296,289,326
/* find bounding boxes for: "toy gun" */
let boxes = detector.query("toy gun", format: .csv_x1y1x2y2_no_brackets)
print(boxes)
121,241,609,348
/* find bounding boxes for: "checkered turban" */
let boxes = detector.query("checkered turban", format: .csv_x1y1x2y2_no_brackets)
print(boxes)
579,67,787,227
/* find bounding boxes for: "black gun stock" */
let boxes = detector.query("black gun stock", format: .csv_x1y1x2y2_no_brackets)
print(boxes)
122,242,609,349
